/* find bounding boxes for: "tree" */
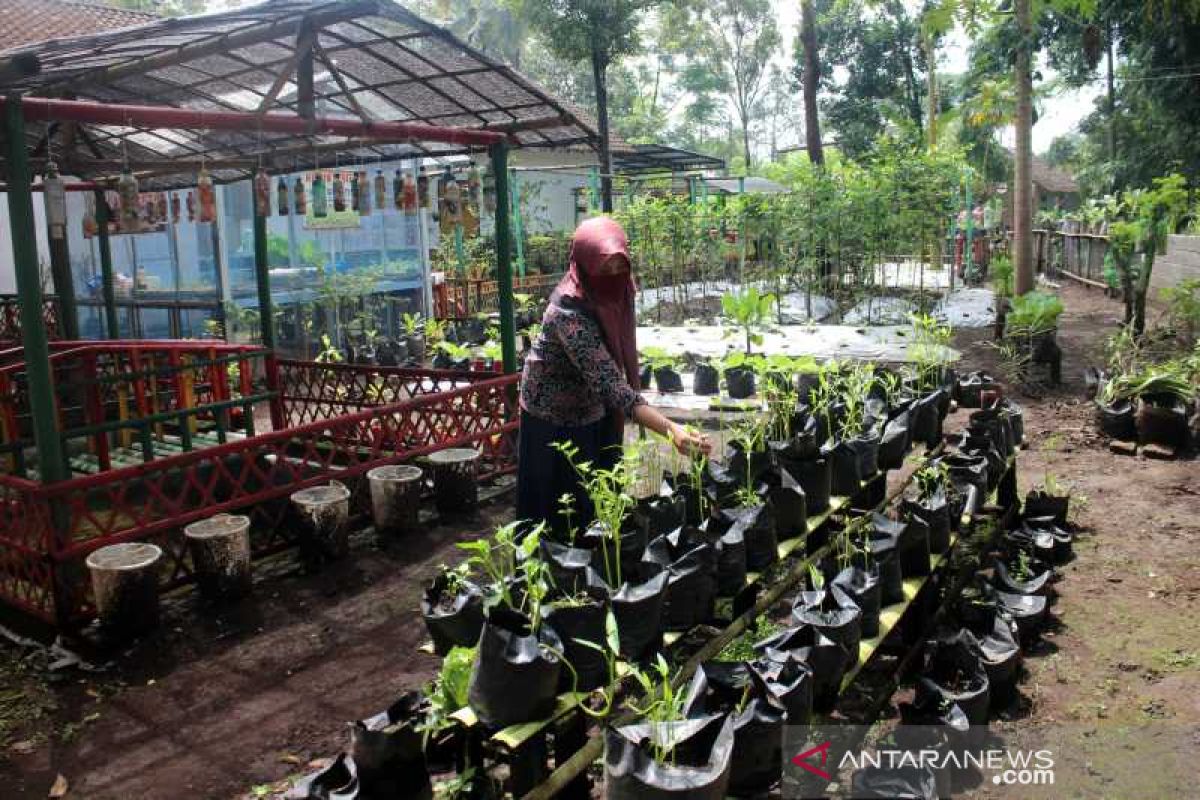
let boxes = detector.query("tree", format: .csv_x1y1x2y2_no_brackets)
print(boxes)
1012,0,1035,295
798,0,824,165
520,0,661,213
695,0,780,170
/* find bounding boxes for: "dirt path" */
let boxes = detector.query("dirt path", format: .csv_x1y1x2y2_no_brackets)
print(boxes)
1,283,1196,799
949,282,1200,798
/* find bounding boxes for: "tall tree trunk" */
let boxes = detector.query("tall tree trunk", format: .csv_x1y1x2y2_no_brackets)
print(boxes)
590,47,614,213
1013,0,1035,296
1105,21,1116,189
901,46,923,135
742,120,752,171
800,0,823,166
925,32,937,150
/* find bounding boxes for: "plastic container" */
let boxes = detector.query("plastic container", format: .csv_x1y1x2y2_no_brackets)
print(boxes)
86,542,163,638
183,514,252,601
367,464,424,538
291,481,351,567
428,448,481,514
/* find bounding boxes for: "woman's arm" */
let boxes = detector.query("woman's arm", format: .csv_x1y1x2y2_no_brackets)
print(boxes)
631,403,712,457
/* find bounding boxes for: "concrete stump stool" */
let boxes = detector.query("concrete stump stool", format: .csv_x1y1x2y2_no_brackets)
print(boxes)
428,448,481,515
86,542,163,640
367,464,424,538
291,481,351,569
184,514,252,601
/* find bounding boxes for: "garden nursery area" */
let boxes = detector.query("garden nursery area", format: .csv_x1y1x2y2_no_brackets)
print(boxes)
1,1,1199,800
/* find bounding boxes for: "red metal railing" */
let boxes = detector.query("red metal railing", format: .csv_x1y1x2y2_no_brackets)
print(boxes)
434,271,562,318
0,369,518,626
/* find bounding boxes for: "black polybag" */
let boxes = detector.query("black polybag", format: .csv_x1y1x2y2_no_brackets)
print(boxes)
914,631,991,726
466,606,563,728
604,712,735,800
792,584,863,669
833,564,881,639
755,624,849,713
348,692,433,799
420,575,484,656
586,562,668,661
542,592,610,692
725,503,778,572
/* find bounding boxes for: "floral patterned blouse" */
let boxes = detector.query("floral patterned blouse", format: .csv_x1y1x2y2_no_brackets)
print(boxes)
520,300,645,427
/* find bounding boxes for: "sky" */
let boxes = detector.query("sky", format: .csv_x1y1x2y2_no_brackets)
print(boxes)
769,0,1103,154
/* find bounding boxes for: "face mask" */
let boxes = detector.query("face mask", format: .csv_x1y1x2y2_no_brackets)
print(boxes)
584,270,629,300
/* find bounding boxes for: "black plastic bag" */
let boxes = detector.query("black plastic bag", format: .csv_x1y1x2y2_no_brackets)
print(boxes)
902,488,951,554
869,513,906,604
728,441,773,487
1000,399,1025,445
644,532,717,631
467,606,563,728
787,456,831,515
655,366,685,394
755,624,849,713
582,520,649,584
964,614,1021,706
1023,489,1069,527
750,656,813,725
634,490,687,539
792,584,862,669
726,366,756,399
942,453,989,514
693,363,721,395
1022,515,1073,563
908,391,940,448
850,766,939,799
349,692,433,799
703,461,742,510
586,562,668,661
421,574,484,656
1095,398,1136,440
833,564,881,639
765,467,808,539
970,407,1014,458
285,753,362,800
898,515,932,577
542,592,610,692
877,410,911,471
991,555,1052,597
714,526,748,597
725,503,779,572
605,713,735,800
915,632,991,726
824,439,862,497
1136,395,1191,447
957,371,996,409
847,431,881,479
541,538,594,597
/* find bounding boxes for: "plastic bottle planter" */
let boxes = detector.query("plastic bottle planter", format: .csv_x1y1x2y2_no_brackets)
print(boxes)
183,514,252,602
604,713,735,800
366,465,424,539
693,363,721,395
725,366,756,399
291,481,351,570
467,606,562,728
86,542,163,640
428,448,481,515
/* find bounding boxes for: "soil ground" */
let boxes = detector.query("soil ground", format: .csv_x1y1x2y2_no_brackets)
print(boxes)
0,282,1196,799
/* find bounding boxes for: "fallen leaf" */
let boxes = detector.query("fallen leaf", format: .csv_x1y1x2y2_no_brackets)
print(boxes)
279,753,303,765
49,773,68,798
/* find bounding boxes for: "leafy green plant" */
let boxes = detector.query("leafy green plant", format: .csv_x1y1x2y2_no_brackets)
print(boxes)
908,313,952,392
315,333,342,363
1006,291,1064,336
721,286,776,353
991,253,1014,299
914,462,950,499
625,655,690,764
456,521,528,610
1160,278,1200,346
415,645,474,746
402,312,423,337
552,440,636,586
717,615,781,662
568,610,622,719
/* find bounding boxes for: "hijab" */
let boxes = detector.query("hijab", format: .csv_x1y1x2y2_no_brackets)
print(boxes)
552,216,640,391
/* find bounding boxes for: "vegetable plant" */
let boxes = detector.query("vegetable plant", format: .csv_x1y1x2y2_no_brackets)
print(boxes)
1006,291,1064,337
416,645,474,746
552,440,637,586
625,655,690,764
721,286,776,354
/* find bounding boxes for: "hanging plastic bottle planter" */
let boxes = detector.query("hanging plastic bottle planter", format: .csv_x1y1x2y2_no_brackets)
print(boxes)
170,192,181,224
439,167,461,234
332,171,346,213
482,164,496,214
312,172,327,218
294,176,307,216
357,170,371,216
197,166,216,223
156,193,168,223
82,192,98,239
402,171,417,214
186,190,196,222
350,171,360,212
43,160,67,240
417,173,429,208
117,168,140,230
254,168,271,218
277,177,289,216
374,169,387,211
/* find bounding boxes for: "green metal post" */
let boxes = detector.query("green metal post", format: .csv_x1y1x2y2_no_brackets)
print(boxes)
490,141,517,374
738,176,747,282
46,235,79,340
963,168,975,280
93,189,119,339
509,169,526,278
588,167,600,212
4,95,68,486
252,196,275,350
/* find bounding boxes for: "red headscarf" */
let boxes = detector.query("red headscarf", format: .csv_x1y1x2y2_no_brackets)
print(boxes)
553,217,640,390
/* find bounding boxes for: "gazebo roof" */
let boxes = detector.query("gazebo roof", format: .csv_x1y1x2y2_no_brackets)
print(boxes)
0,0,600,188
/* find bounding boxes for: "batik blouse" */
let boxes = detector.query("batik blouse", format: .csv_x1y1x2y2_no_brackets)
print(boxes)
520,300,645,427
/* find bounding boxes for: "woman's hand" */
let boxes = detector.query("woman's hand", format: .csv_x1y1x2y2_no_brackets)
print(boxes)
668,422,712,457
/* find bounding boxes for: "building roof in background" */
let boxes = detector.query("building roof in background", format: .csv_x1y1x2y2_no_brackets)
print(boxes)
613,143,725,174
706,176,788,195
0,0,605,188
1031,155,1079,194
0,0,155,52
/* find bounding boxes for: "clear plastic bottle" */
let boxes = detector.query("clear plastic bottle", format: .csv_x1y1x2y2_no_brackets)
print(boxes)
312,172,328,218
197,166,216,223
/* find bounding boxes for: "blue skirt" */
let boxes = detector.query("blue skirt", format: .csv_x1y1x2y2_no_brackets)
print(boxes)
516,409,622,539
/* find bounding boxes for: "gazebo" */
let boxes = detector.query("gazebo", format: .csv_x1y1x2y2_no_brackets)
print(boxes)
0,0,600,628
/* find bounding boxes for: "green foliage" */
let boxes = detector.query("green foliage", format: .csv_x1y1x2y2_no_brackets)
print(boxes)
552,439,637,585
909,313,953,392
1006,291,1065,335
721,286,776,353
991,253,1014,298
625,654,689,762
1160,278,1200,346
717,615,781,662
417,645,475,744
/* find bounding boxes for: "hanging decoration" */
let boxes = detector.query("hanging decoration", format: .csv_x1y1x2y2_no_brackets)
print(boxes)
467,164,482,204
360,171,372,215
197,166,216,223
439,166,461,234
350,171,360,213
143,194,156,227
294,176,307,216
82,192,98,239
277,177,289,216
254,168,271,217
417,173,430,208
393,169,404,210
156,193,168,224
402,171,417,214
375,170,387,211
170,192,181,224
117,168,140,230
332,171,346,213
186,190,196,222
43,160,67,241
312,172,328,218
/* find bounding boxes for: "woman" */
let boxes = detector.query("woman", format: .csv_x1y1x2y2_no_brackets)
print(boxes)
517,217,711,537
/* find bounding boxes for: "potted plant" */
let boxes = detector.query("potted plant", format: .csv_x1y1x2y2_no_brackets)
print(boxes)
401,312,426,362
421,563,484,656
1005,291,1065,385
